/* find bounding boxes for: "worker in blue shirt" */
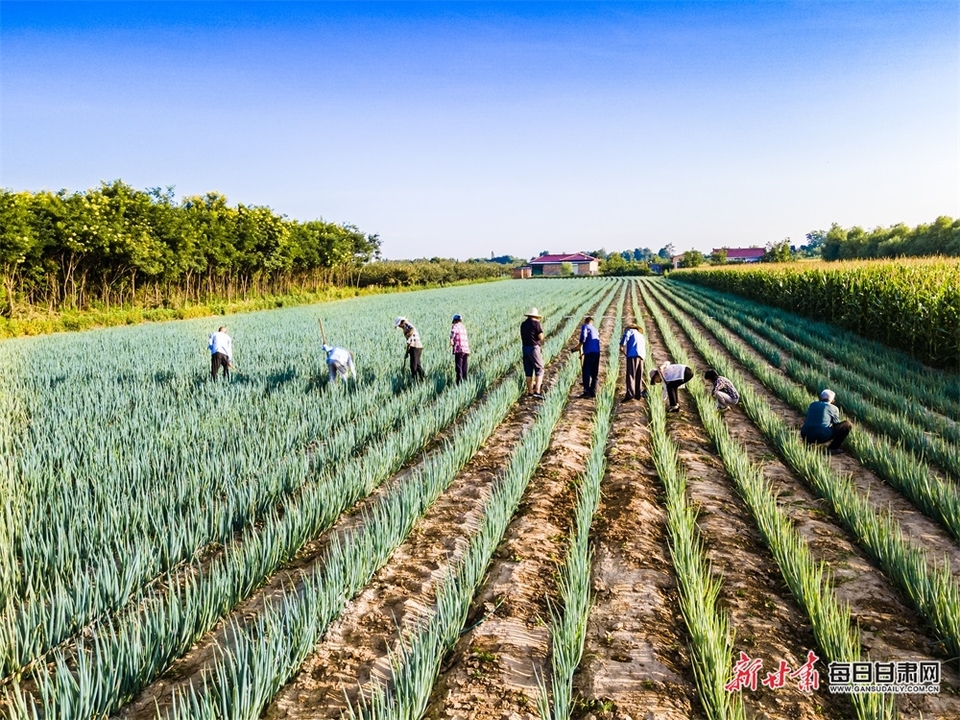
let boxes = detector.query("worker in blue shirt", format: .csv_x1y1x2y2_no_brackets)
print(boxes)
577,315,601,398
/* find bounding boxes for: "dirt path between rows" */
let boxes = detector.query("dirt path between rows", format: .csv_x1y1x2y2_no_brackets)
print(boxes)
261,305,608,718
647,283,960,718
648,284,960,581
419,297,622,720
573,284,702,719
639,287,854,720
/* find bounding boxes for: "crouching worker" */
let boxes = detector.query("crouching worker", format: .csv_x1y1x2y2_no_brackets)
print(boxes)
649,362,694,413
323,344,356,383
704,369,739,411
801,389,852,454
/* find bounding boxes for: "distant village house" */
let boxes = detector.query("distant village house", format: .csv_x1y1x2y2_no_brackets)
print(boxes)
714,247,765,263
526,253,600,277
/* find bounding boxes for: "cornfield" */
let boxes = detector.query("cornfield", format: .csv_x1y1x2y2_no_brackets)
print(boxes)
1,275,958,720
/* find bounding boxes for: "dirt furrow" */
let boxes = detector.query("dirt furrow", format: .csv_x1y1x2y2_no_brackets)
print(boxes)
653,285,960,718
652,284,960,579
574,289,701,719
640,288,852,720
421,300,621,720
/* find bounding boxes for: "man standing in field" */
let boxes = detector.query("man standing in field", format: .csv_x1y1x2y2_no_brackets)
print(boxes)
619,322,646,401
801,389,852,454
577,315,601,398
208,326,233,380
649,361,694,412
395,317,426,380
521,308,545,399
323,343,356,383
450,314,470,384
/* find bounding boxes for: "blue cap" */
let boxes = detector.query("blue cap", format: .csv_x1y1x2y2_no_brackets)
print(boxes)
453,314,462,321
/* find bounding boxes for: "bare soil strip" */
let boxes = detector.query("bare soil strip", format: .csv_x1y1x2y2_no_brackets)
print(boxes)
640,289,852,720
419,300,621,720
260,311,605,719
653,285,960,717
654,284,960,579
573,289,702,719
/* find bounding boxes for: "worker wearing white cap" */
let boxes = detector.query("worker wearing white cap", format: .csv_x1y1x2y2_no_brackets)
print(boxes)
800,388,852,454
324,343,356,383
520,307,544,398
395,317,425,380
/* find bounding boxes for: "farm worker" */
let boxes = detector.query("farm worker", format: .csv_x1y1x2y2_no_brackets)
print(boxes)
395,317,426,380
704,369,740,411
208,326,233,380
577,315,601,398
450,314,470,384
649,362,694,413
800,389,852,455
520,307,545,399
323,344,356,383
619,322,647,401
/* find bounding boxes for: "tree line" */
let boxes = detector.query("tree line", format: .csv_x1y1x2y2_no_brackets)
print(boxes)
0,181,503,317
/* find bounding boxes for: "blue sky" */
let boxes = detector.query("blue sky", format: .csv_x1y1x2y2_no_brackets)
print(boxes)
2,1,957,260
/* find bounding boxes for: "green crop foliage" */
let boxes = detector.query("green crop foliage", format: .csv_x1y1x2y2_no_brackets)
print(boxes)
1,280,616,718
644,278,960,660
670,258,960,370
642,282,894,719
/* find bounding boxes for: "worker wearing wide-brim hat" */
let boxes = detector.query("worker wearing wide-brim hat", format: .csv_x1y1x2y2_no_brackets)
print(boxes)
395,316,426,381
450,314,470,384
520,307,545,398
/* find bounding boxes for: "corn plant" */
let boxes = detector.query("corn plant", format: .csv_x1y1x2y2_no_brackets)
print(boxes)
642,282,894,720
642,279,960,659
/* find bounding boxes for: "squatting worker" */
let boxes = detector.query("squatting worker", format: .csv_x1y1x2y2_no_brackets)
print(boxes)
208,326,233,380
577,315,601,399
520,307,545,399
649,362,694,413
704,369,740,411
450,314,470,384
801,389,852,455
619,323,646,401
395,317,426,381
323,343,356,383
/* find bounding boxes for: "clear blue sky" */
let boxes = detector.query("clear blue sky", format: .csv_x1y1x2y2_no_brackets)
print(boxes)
2,1,957,260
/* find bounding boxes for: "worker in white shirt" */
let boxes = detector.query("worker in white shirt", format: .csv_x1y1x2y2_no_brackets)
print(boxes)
649,362,694,413
323,343,356,383
208,326,233,380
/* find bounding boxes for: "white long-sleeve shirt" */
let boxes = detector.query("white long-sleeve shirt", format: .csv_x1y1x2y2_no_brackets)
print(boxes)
208,331,233,361
327,346,356,379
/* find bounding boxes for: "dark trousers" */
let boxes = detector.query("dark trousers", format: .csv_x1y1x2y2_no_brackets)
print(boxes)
408,347,425,380
624,356,645,399
665,367,694,407
581,352,600,396
454,353,469,383
211,352,230,379
802,420,852,450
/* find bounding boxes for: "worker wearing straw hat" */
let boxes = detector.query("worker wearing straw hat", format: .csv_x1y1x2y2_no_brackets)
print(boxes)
520,307,545,398
395,317,426,381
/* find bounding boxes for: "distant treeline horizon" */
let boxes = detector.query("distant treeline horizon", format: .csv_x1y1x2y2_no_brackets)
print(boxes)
0,181,504,317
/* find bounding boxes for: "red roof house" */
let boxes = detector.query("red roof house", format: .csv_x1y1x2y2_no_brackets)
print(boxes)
713,247,765,263
528,253,600,276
